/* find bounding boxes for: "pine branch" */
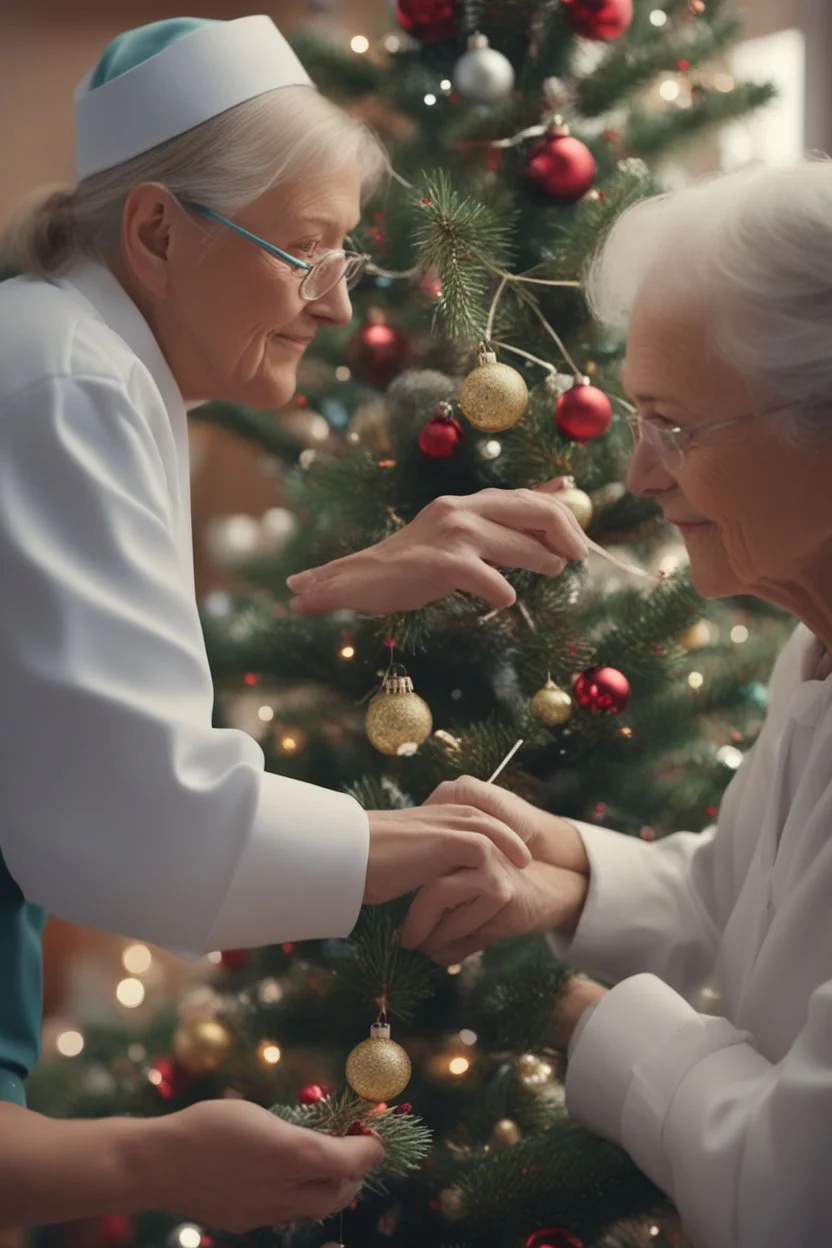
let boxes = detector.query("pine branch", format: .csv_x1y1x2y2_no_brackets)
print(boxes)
626,82,777,161
411,170,515,340
451,1120,669,1242
271,1089,432,1180
339,903,444,1022
575,14,753,116
471,937,572,1051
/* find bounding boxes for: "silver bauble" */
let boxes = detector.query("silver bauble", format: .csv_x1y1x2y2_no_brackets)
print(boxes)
453,34,514,105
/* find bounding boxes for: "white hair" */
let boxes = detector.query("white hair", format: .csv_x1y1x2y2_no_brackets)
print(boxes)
585,159,832,442
0,86,387,277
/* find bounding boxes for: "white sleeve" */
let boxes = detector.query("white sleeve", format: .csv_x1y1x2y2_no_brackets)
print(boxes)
547,821,725,996
547,625,802,994
0,373,369,954
565,972,832,1248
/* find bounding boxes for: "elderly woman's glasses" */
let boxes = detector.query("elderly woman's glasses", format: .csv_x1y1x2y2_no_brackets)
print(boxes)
625,399,796,470
180,201,370,301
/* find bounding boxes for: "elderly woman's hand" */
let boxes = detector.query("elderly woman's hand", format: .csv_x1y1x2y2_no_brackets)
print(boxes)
286,480,588,616
425,776,590,874
399,856,589,965
396,776,591,965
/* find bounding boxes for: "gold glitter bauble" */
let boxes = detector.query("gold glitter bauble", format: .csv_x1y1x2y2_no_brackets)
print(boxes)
492,1117,522,1147
459,347,528,432
366,668,433,757
556,486,593,531
346,1023,412,1102
439,1186,467,1220
172,1018,233,1075
531,679,573,726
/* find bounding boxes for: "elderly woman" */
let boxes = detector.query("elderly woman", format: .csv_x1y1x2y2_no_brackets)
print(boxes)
0,14,588,1232
408,161,832,1248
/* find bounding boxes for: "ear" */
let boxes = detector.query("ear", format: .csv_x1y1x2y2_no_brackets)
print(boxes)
120,182,177,299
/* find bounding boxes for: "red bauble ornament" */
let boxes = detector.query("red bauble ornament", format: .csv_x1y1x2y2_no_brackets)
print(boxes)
396,0,457,43
574,666,631,714
219,948,249,971
348,311,412,388
299,1083,328,1105
149,1055,192,1100
525,1230,584,1248
418,403,463,458
563,0,633,40
525,130,596,203
98,1216,135,1248
555,381,613,442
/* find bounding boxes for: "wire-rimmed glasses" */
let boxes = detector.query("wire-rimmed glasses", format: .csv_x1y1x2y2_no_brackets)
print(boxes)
180,200,370,301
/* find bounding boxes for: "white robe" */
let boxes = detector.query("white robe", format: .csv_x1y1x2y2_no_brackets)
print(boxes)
550,621,832,1248
0,259,369,954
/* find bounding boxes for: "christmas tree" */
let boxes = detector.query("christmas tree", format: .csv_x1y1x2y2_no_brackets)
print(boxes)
30,2,792,1246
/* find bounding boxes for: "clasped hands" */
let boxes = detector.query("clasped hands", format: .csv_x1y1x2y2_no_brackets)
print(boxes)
365,777,607,1048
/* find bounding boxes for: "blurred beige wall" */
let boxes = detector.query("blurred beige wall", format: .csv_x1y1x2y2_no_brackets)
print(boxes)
0,0,391,227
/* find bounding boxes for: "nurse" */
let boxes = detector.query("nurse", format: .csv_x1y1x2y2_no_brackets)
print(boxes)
0,15,587,1231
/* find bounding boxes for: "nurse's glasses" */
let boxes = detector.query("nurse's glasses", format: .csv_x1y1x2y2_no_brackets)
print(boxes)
180,200,370,301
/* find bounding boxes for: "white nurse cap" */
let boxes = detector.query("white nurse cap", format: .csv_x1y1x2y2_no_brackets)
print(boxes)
74,15,313,182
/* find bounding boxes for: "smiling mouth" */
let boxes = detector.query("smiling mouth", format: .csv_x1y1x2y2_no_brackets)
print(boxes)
271,333,314,352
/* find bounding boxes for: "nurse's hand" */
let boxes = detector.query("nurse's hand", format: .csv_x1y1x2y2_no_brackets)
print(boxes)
0,1099,383,1233
286,479,587,616
144,1101,384,1232
364,801,532,904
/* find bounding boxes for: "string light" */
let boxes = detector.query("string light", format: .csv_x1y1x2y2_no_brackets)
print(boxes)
206,951,223,965
440,78,452,90
335,365,351,381
56,1030,84,1057
127,1043,146,1062
731,624,749,643
257,1040,282,1066
258,705,275,722
688,672,704,690
116,977,145,1008
279,734,299,754
659,79,681,101
382,33,400,52
339,644,356,660
448,1056,470,1076
459,1029,477,1046
716,745,743,769
258,978,284,1004
446,964,462,975
122,943,152,974
649,9,668,24
424,93,437,106
175,1227,203,1248
350,35,370,54
714,73,735,92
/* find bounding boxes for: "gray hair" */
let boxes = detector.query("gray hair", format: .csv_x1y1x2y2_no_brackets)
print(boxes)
0,85,388,277
585,159,832,443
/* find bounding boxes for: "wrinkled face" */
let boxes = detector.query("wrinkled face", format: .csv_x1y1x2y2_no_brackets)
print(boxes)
129,166,361,408
624,301,832,601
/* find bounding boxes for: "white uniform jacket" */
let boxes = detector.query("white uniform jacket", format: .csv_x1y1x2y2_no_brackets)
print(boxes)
550,621,832,1248
0,260,369,955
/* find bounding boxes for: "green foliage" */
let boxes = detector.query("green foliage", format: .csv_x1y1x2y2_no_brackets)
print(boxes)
272,1090,433,1181
411,170,515,340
